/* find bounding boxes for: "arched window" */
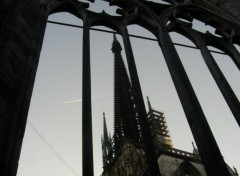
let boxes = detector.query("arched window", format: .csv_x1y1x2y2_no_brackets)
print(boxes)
174,161,202,176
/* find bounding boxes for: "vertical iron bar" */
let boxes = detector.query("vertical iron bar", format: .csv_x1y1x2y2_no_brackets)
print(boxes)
206,38,240,70
157,30,230,176
228,44,240,70
121,28,161,176
200,42,240,126
187,28,240,126
82,21,94,176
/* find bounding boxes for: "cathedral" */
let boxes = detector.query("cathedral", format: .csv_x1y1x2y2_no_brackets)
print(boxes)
100,35,239,176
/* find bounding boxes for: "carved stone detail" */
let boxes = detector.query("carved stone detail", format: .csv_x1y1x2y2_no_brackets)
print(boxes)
103,142,147,176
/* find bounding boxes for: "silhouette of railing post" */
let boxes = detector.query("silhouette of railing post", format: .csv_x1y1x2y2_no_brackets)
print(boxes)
82,21,94,176
157,29,230,176
121,27,162,176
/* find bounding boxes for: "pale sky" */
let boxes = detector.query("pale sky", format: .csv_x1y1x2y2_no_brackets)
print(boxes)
17,1,240,176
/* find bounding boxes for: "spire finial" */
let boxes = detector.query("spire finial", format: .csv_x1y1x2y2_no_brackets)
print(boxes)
103,112,108,140
233,166,238,175
111,33,122,53
147,96,152,111
113,32,117,41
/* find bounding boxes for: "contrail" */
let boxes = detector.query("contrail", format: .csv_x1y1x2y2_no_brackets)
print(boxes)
64,95,108,104
64,99,82,104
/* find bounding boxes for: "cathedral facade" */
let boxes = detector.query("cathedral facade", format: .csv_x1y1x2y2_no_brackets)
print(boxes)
101,36,239,176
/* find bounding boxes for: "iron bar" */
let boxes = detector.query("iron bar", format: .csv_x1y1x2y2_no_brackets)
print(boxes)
226,44,240,70
82,21,94,176
232,45,240,70
197,38,240,127
177,25,240,126
121,27,161,176
157,30,230,176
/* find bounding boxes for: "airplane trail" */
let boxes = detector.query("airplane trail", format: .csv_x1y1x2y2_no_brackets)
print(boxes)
64,95,108,104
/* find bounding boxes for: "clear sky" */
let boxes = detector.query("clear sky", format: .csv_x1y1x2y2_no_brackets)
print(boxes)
17,1,240,176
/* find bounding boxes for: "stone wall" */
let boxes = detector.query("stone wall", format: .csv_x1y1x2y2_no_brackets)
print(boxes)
102,142,147,176
158,155,207,176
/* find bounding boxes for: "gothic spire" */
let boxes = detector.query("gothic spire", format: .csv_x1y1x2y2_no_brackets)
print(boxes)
101,112,113,169
147,96,152,111
112,33,122,53
103,112,108,141
112,34,142,154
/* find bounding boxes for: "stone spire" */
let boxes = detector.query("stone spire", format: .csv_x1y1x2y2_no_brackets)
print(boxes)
103,112,108,144
111,33,122,53
147,96,152,112
112,34,142,155
101,112,113,169
233,167,239,176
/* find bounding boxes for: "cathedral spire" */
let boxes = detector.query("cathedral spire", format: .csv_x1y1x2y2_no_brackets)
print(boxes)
112,34,142,154
103,112,108,141
112,33,122,53
101,112,113,169
147,96,152,111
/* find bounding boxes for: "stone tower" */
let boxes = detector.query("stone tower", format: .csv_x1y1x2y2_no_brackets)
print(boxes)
101,112,113,169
